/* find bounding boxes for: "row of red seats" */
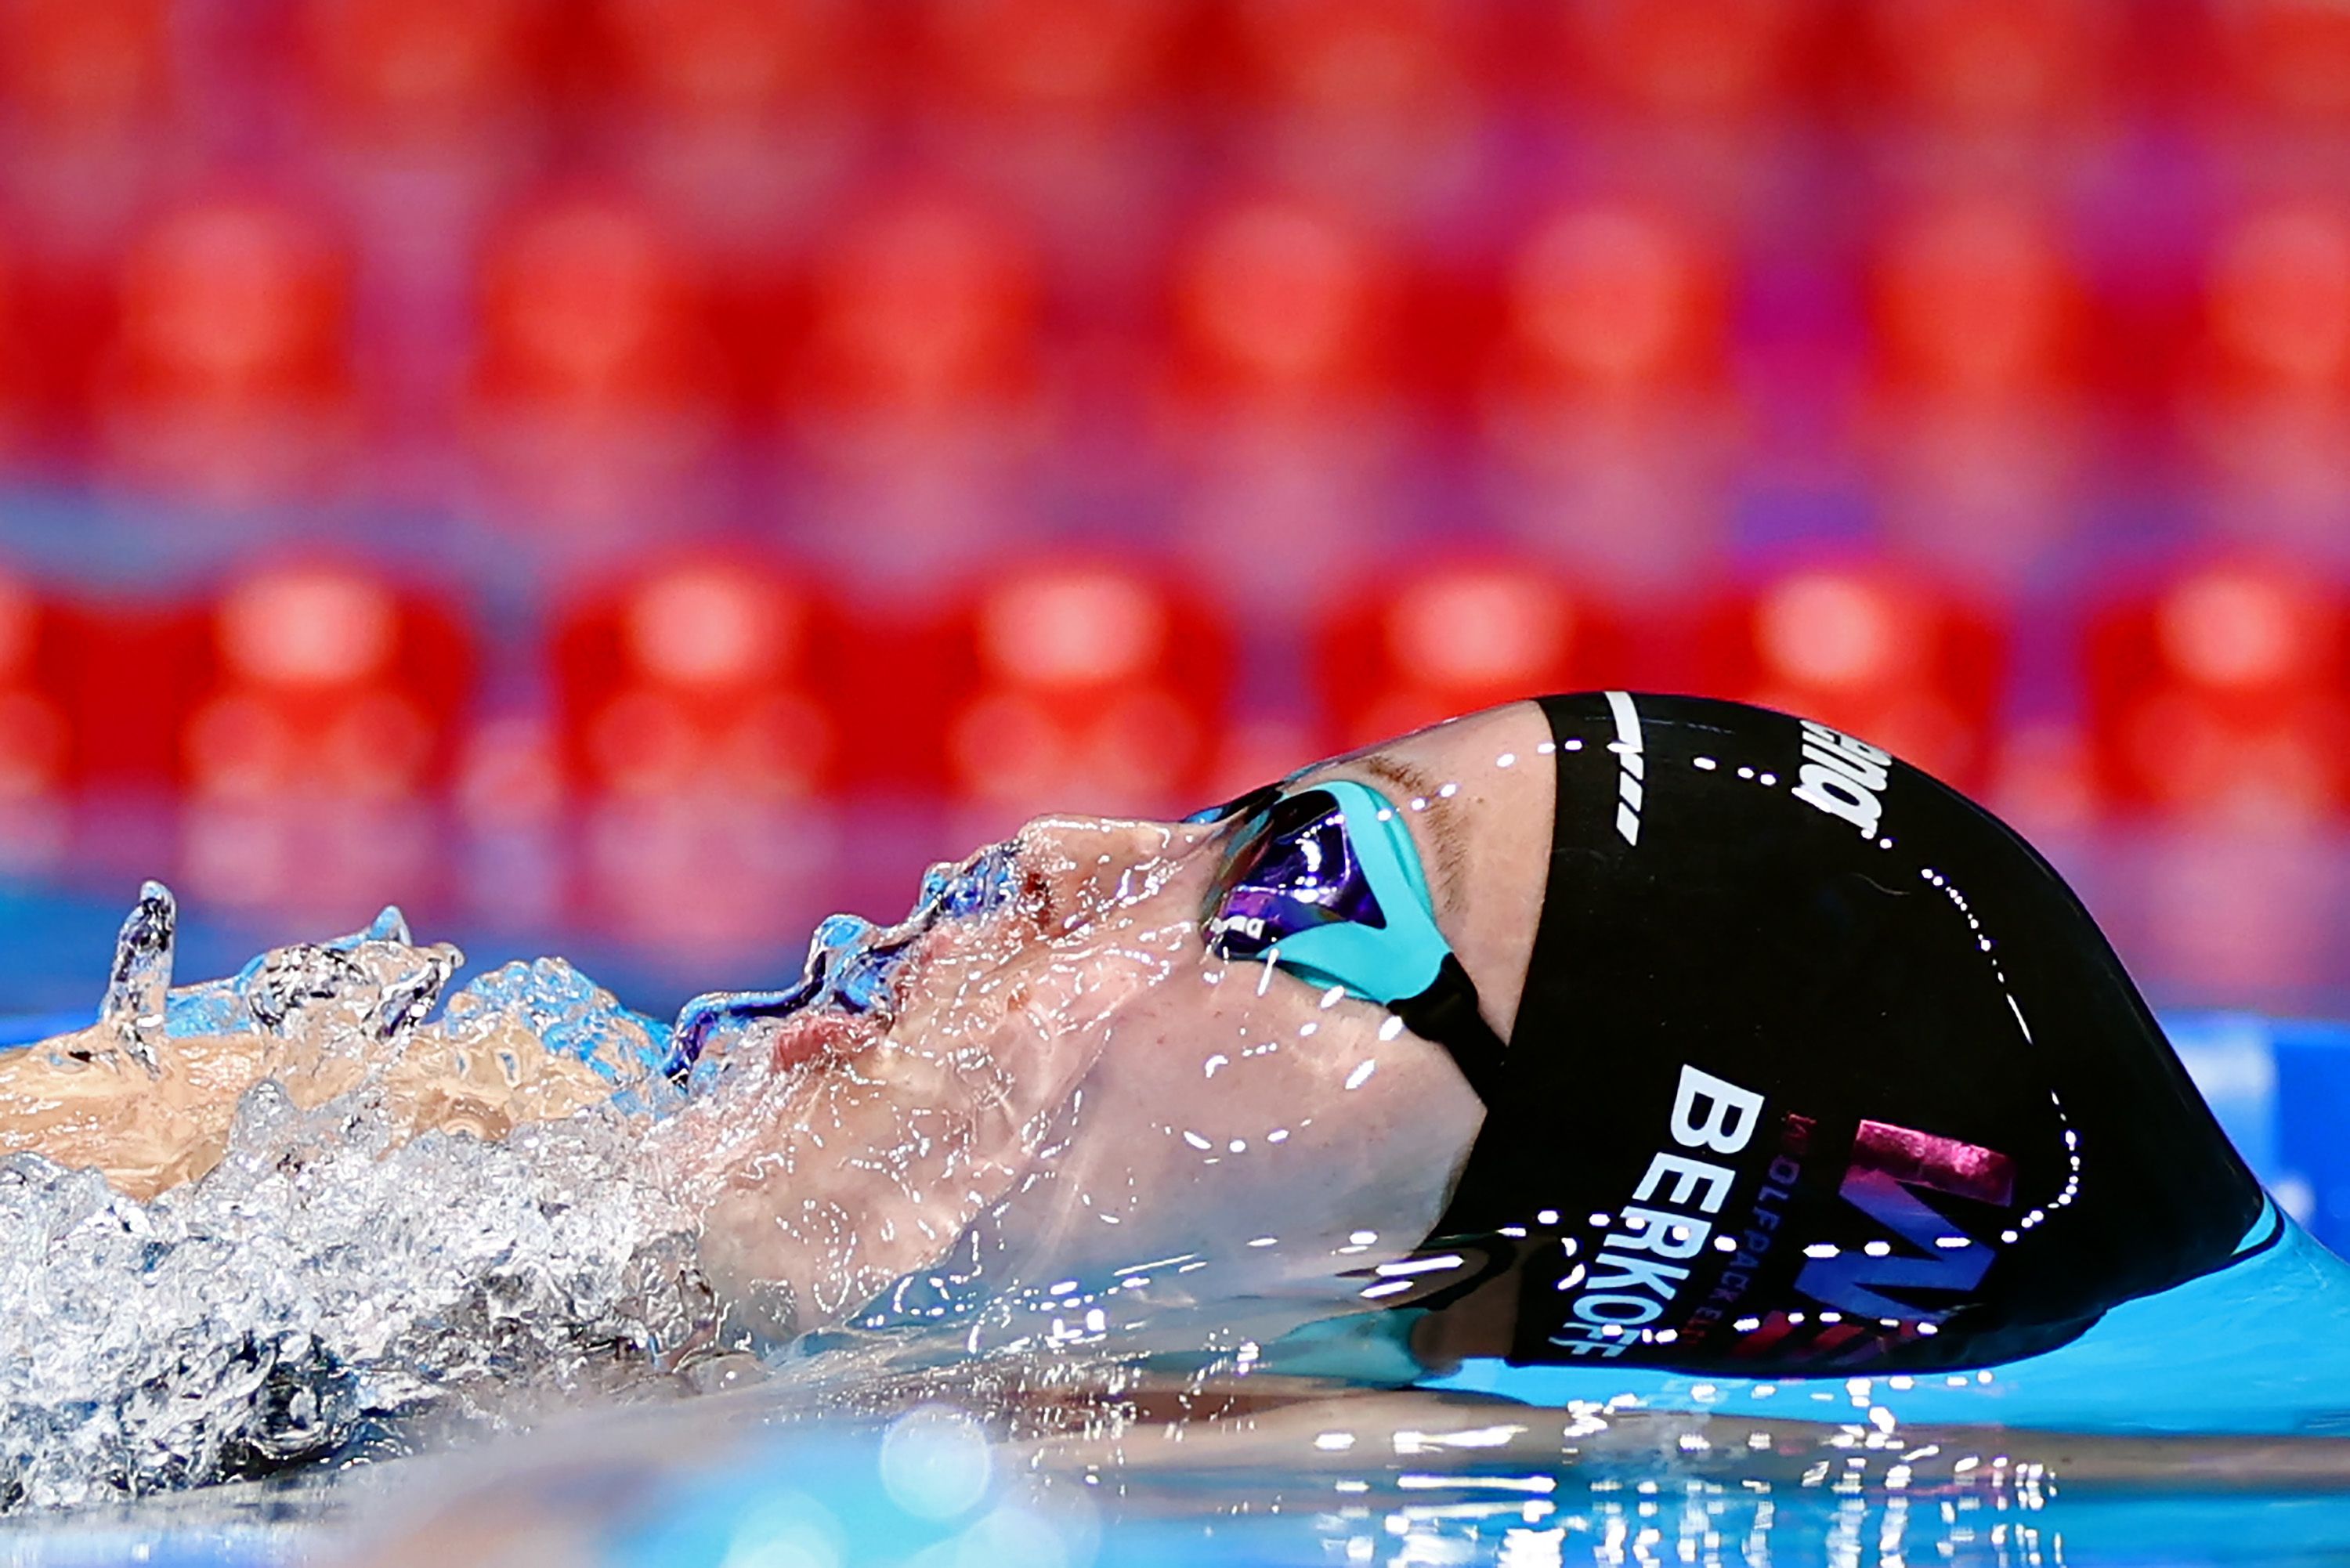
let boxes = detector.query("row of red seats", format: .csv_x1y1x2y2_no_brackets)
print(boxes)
2,555,2343,826
7,0,2350,147
12,186,2350,456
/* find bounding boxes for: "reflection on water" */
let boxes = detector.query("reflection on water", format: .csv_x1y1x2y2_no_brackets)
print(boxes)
306,1354,2350,1568
14,1370,2350,1568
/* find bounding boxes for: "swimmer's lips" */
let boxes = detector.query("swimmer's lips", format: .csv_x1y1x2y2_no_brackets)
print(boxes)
766,1012,864,1072
757,913,1013,1072
676,887,1027,1070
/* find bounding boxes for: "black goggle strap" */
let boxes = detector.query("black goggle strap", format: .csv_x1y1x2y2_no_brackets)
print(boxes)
1389,951,1509,1106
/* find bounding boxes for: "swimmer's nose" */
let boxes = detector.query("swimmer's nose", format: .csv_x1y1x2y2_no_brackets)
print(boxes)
1012,815,1215,930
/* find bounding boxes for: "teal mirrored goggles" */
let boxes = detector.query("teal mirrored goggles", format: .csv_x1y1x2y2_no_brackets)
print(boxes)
1188,779,1507,1102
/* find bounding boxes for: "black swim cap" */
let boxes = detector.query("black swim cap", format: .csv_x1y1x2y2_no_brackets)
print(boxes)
1410,693,2265,1375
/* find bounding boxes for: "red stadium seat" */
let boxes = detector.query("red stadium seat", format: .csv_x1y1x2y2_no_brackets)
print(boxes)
1696,566,2008,790
599,0,859,125
1227,0,1480,121
0,572,78,804
2182,203,2350,562
1215,0,1491,227
152,565,471,919
466,193,730,526
939,560,1229,819
2200,201,2350,399
1159,199,1415,613
0,0,173,140
302,0,554,146
2213,0,2350,125
1169,194,1394,407
1476,204,1737,585
179,563,472,802
918,0,1184,119
551,557,840,803
549,556,846,955
2084,563,2350,823
591,0,869,269
0,0,179,437
0,244,30,444
1556,0,1812,125
790,194,1042,424
1495,201,1726,403
95,196,356,500
1849,0,2115,136
108,198,349,404
1860,197,2095,582
473,193,714,414
0,569,79,878
772,197,1052,597
1314,562,1634,753
0,218,121,458
1869,195,2079,401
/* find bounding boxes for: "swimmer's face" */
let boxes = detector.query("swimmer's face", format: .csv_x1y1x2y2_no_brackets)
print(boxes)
668,703,1554,1340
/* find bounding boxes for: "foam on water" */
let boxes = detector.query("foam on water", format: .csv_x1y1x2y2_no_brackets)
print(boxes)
0,887,715,1512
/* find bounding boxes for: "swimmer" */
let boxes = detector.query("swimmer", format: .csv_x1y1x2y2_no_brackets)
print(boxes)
0,695,2274,1377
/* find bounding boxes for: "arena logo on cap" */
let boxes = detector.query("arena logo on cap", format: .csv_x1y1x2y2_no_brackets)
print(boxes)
1791,720,1892,839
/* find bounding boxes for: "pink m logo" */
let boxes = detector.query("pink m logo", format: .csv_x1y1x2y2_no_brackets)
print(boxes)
1795,1120,2016,1322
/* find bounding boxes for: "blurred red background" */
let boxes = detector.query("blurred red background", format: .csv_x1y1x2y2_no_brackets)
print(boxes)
0,0,2343,1015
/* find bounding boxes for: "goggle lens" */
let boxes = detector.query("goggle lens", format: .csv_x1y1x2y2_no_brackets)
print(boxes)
1203,789,1390,962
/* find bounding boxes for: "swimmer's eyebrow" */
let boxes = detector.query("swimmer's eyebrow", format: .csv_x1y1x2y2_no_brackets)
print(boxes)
1297,752,1470,919
1350,752,1437,803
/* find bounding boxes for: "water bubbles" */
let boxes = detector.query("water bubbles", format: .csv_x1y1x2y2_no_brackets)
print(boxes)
442,957,678,1100
99,881,175,1071
0,883,711,1514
